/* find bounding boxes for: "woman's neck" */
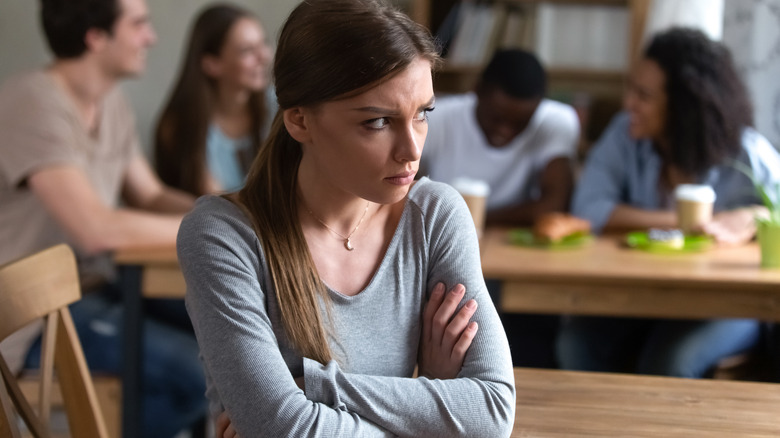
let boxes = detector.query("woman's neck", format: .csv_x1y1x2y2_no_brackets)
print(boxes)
213,84,252,138
214,82,252,115
296,159,376,233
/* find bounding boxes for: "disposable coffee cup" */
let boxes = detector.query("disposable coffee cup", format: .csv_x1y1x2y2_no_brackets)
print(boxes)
674,184,716,234
451,177,490,239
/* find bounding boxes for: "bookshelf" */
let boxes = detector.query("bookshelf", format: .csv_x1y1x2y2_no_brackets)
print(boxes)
408,0,651,154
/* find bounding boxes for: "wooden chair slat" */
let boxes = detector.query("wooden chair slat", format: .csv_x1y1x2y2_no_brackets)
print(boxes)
0,244,109,438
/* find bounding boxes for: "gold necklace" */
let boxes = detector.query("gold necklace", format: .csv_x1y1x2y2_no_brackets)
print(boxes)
306,201,369,251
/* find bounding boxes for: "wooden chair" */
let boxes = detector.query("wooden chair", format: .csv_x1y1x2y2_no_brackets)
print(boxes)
0,244,110,438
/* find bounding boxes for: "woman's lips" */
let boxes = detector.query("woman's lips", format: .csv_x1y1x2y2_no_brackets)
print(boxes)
385,171,416,185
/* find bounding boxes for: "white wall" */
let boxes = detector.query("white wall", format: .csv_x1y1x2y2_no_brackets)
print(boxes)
723,0,780,150
0,0,298,155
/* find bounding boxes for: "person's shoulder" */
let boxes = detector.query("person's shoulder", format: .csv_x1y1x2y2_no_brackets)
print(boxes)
407,177,464,217
582,111,635,160
538,98,575,114
597,111,632,144
407,178,477,243
535,99,578,127
179,195,255,245
0,70,56,111
741,127,775,152
606,110,631,129
0,70,49,92
739,127,780,166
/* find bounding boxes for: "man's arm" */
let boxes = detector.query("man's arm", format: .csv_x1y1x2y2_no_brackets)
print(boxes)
602,205,676,234
485,156,574,226
28,164,189,255
121,155,194,213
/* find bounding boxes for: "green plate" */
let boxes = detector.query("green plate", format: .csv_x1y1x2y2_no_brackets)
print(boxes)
625,231,714,253
508,229,593,249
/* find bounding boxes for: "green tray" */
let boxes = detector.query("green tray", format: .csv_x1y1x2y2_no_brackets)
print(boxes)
625,231,714,253
508,229,593,249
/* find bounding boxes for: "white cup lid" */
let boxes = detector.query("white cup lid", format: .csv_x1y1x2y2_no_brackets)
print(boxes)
451,177,490,197
675,184,716,203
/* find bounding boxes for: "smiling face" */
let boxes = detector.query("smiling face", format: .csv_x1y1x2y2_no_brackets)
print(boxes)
97,0,157,77
204,17,272,92
475,86,541,147
624,58,668,140
290,57,434,205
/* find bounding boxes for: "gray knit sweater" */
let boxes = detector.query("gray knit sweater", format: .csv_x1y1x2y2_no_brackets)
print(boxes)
178,177,515,437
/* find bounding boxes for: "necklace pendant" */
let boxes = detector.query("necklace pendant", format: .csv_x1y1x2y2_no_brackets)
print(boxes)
344,238,354,251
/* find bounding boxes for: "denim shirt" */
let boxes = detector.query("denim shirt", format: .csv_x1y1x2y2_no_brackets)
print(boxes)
573,112,780,233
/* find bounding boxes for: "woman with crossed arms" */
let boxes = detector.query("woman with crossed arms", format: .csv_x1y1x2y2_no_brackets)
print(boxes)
177,0,515,436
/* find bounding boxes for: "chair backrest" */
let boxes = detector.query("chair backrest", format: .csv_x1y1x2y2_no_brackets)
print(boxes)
0,244,109,438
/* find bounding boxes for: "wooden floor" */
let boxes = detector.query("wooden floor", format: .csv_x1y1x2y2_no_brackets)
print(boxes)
512,368,780,437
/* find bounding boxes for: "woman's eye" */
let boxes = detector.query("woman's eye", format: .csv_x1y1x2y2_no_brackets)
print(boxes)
416,107,435,122
365,118,389,130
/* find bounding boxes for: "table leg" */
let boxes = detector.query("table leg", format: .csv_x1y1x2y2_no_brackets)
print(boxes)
120,265,144,438
768,323,780,383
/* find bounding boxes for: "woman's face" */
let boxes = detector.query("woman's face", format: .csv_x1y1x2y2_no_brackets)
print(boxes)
205,17,272,92
624,58,667,140
293,58,435,204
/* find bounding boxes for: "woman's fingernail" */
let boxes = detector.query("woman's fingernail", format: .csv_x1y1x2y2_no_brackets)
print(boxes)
466,300,477,310
469,321,478,331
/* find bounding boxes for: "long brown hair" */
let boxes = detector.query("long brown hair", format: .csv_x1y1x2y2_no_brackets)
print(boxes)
238,0,440,363
154,3,268,196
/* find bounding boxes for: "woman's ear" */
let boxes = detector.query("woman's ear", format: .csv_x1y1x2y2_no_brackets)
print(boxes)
283,107,312,143
201,55,222,78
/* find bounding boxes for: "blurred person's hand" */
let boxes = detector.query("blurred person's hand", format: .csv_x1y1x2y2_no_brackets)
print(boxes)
702,206,769,246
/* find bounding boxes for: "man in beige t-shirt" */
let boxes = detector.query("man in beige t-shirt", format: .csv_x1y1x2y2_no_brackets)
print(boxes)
0,0,206,436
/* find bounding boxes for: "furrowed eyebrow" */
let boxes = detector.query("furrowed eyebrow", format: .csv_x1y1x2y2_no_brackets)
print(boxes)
353,106,399,116
352,96,436,116
420,96,436,110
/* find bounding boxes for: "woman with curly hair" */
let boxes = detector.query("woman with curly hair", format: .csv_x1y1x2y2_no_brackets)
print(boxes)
557,27,780,377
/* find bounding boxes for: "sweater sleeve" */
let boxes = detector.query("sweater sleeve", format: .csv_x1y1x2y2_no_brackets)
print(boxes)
179,198,392,437
302,183,516,438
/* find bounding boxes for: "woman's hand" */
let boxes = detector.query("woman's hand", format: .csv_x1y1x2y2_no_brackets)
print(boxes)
418,282,479,380
702,206,768,246
216,411,240,438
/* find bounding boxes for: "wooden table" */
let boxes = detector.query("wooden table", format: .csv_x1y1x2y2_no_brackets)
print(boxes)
481,228,780,321
513,367,780,437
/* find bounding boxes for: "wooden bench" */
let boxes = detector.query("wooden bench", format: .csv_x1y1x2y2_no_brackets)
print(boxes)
513,368,780,437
